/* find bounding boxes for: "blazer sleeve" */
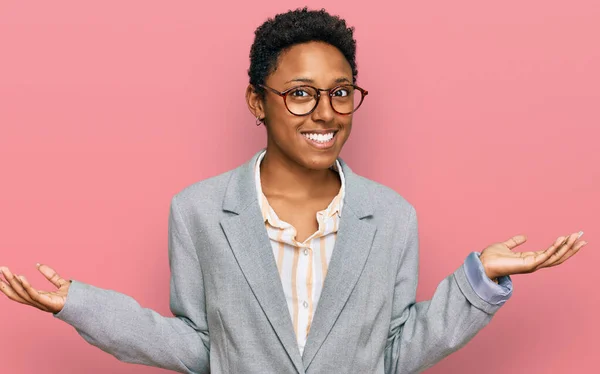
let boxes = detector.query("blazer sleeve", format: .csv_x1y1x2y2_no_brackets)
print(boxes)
53,195,210,374
384,206,508,374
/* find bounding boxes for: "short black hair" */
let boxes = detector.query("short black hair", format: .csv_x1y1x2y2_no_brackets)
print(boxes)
248,7,358,99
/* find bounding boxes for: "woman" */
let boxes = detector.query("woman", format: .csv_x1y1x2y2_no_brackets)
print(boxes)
0,7,587,374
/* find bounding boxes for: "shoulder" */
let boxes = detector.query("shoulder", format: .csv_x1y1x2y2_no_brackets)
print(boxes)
170,167,237,214
346,172,416,229
356,173,414,212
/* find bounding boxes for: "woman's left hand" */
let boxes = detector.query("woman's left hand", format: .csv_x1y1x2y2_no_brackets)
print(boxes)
479,231,587,280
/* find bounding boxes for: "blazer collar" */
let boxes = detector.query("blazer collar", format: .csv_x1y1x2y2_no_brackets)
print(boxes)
222,148,374,219
220,148,376,373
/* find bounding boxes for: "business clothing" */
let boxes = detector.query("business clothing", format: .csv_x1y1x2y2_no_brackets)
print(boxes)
254,150,346,355
54,148,513,373
254,151,345,354
254,149,512,358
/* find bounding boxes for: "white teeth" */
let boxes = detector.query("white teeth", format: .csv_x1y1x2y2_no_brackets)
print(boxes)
303,132,335,143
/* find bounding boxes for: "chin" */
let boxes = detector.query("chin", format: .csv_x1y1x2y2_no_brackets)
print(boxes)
300,153,340,170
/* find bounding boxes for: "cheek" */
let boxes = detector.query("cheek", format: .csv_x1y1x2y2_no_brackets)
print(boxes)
266,110,304,135
339,118,353,139
345,119,353,132
266,117,306,149
265,103,302,132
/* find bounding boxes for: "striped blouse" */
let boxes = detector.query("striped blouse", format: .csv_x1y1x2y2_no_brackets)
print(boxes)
254,149,345,355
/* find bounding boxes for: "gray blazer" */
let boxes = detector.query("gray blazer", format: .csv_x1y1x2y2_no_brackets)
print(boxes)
54,149,503,373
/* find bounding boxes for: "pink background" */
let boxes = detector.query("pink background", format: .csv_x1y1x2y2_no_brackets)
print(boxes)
1,1,598,373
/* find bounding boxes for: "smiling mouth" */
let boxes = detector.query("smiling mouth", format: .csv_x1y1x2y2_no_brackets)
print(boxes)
300,130,339,148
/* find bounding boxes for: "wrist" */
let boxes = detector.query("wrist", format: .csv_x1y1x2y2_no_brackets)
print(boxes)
479,253,499,283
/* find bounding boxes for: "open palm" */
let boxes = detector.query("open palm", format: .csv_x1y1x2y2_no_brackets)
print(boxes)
0,264,70,314
480,231,587,280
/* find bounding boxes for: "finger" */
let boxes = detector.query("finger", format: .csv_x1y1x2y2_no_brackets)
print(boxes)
545,232,581,266
0,277,31,305
36,263,69,288
0,267,34,303
521,236,566,271
536,233,578,270
18,275,51,311
555,235,569,248
554,231,583,250
502,234,527,250
546,240,587,268
10,273,50,311
555,234,571,250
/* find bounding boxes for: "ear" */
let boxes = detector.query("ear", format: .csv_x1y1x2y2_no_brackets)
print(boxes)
246,84,265,120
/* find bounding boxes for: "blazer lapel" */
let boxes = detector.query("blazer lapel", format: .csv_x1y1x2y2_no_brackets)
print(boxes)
220,149,305,374
301,159,377,370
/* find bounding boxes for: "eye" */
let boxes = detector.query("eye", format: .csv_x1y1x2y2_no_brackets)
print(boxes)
332,87,350,97
290,88,311,97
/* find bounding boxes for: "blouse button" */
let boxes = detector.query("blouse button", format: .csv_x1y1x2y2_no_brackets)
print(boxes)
303,248,309,256
303,301,309,309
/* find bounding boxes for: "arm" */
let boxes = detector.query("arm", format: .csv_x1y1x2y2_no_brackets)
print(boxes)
384,207,508,374
463,251,512,305
53,195,210,374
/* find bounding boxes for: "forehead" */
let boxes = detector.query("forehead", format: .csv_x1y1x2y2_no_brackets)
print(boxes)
268,41,352,85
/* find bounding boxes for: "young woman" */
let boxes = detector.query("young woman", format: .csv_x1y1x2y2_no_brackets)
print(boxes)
0,8,587,374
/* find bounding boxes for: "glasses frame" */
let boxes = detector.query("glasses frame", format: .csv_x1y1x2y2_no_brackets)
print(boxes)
258,83,369,116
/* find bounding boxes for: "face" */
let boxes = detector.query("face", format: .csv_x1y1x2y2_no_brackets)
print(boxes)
247,41,354,171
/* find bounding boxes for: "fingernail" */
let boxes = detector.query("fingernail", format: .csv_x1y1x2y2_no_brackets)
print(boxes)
578,231,584,239
581,241,588,246
36,263,40,267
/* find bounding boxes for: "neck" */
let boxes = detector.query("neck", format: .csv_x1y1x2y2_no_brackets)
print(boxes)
260,146,339,199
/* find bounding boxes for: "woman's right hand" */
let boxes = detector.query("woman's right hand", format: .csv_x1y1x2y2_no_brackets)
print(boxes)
0,263,70,314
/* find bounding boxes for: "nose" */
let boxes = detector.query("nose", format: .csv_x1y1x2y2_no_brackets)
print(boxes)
311,92,335,122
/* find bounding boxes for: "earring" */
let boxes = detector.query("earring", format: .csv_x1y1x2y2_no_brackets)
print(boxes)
256,116,263,126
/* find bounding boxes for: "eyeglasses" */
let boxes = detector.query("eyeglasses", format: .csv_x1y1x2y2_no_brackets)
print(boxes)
258,83,368,116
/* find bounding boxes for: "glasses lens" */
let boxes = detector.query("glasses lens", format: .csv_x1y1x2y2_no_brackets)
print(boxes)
331,85,363,114
285,86,318,115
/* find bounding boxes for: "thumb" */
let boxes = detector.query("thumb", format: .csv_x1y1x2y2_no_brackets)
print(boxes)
36,263,68,288
502,234,528,250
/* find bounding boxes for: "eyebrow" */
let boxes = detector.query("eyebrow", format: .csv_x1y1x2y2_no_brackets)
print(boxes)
285,77,351,85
